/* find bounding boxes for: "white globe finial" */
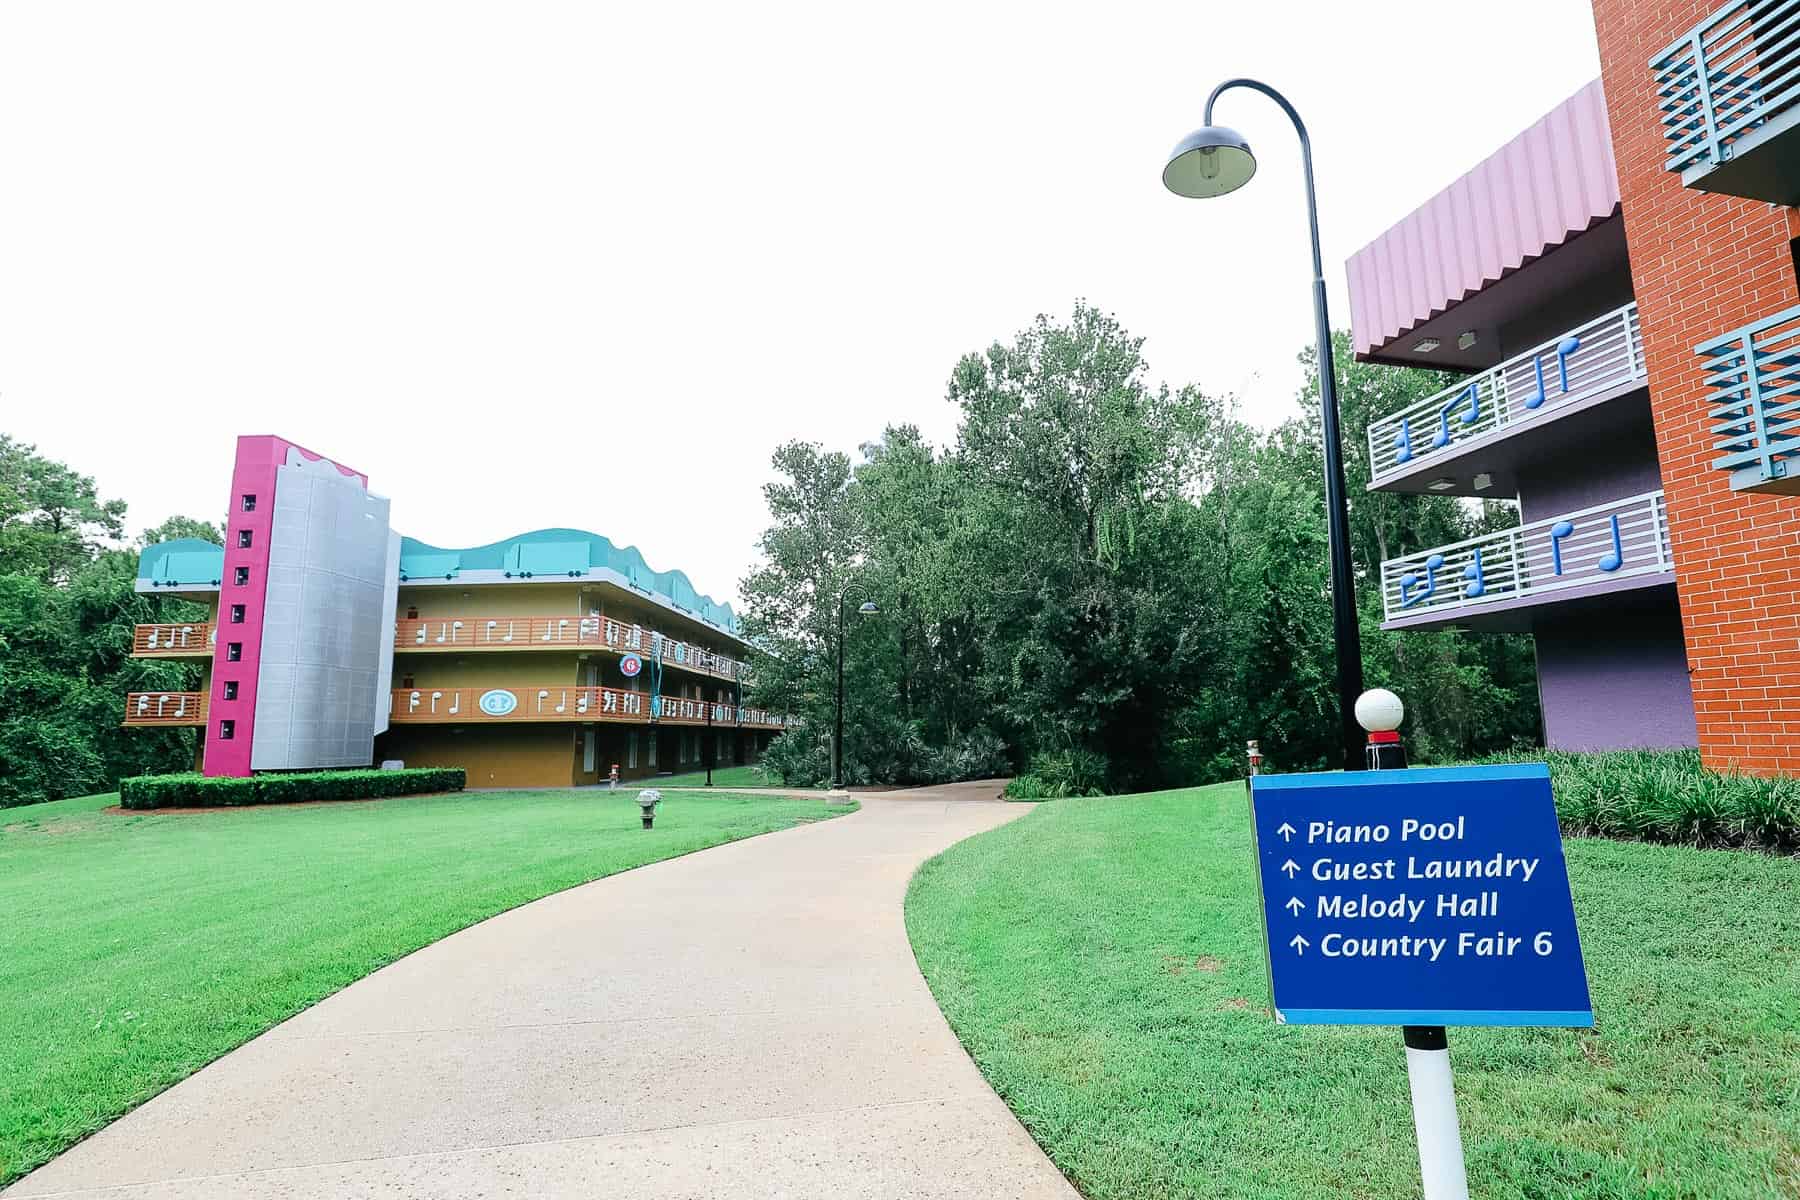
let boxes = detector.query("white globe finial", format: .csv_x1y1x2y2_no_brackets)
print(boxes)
1354,688,1404,733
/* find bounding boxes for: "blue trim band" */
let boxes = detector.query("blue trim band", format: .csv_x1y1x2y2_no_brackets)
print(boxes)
1277,1008,1593,1027
1251,763,1550,791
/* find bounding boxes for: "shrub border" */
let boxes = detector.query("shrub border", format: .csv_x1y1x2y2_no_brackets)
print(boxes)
119,768,465,810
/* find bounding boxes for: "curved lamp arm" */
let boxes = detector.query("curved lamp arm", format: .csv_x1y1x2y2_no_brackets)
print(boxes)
1203,78,1323,285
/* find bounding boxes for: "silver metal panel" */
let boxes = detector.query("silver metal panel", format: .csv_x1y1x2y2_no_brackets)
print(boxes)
252,457,392,770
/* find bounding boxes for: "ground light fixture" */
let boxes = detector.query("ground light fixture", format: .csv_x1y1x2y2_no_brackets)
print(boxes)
637,789,661,829
1163,77,1365,771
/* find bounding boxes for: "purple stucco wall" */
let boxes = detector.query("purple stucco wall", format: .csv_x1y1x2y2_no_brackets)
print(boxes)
1516,405,1662,523
1534,592,1696,750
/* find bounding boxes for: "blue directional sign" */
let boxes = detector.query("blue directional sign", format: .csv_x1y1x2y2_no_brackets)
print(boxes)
1248,763,1592,1027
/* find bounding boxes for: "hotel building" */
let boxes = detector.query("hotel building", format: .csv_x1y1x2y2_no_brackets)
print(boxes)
1347,0,1799,773
125,434,787,788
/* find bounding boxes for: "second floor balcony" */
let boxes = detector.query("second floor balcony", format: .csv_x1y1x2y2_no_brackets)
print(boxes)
1380,490,1672,630
1367,304,1645,496
1652,0,1800,206
1698,301,1800,493
395,614,751,683
387,685,792,731
122,692,209,727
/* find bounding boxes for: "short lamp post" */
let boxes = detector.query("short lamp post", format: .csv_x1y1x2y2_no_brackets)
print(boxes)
831,582,879,797
1163,78,1366,772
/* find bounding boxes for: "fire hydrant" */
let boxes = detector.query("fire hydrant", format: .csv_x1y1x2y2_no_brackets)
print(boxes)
608,764,620,790
637,789,661,829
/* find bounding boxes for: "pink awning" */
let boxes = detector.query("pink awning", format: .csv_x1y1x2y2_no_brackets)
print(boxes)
1346,79,1621,359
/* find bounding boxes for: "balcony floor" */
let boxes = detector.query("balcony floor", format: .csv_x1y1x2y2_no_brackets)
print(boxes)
1382,571,1675,634
1370,384,1649,498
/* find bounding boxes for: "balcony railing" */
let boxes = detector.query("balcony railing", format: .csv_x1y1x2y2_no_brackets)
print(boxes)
132,622,216,657
1698,301,1800,493
1652,0,1800,198
1367,304,1645,486
388,685,792,730
1380,491,1671,624
395,614,751,682
122,692,209,726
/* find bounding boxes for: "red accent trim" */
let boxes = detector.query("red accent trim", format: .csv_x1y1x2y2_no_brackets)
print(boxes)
1366,730,1401,744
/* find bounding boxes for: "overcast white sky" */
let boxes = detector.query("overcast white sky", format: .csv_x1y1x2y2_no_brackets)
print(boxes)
1,2,1601,607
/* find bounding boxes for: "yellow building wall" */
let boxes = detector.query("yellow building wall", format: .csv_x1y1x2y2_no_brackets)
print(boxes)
393,651,587,690
378,724,578,789
399,584,583,620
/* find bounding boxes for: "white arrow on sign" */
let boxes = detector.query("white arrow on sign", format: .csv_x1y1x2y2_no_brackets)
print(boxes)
1290,934,1309,955
1277,821,1297,841
1281,859,1301,878
1285,896,1305,915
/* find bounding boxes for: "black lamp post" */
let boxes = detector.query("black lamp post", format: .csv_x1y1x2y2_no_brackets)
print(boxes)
831,582,879,794
1163,77,1365,772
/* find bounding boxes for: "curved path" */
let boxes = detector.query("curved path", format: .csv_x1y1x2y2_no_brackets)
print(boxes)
8,780,1078,1199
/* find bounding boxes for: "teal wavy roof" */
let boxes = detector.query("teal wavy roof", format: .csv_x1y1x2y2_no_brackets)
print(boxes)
398,528,739,633
137,538,225,587
135,529,740,635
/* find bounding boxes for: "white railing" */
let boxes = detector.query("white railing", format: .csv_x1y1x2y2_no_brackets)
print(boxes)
1367,304,1645,485
1380,491,1671,623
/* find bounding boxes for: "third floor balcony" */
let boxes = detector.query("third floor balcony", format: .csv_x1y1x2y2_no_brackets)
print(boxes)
131,622,216,657
1652,0,1800,206
1380,490,1672,630
1366,304,1645,496
394,614,751,683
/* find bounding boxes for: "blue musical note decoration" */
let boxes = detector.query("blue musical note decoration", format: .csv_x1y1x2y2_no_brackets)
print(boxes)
1597,514,1624,572
1394,418,1413,464
1432,382,1481,449
1550,520,1575,575
1555,335,1580,392
1524,356,1549,410
1399,553,1446,609
1524,336,1582,411
1462,547,1487,598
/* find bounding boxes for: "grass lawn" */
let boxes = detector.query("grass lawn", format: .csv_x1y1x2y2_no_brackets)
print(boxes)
0,786,854,1186
906,782,1800,1200
641,764,804,789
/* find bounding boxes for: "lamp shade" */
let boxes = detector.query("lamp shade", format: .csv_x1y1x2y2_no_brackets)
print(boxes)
857,601,880,615
1162,125,1256,198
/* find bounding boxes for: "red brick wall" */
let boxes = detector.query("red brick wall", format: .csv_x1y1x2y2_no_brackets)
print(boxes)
1592,0,1800,774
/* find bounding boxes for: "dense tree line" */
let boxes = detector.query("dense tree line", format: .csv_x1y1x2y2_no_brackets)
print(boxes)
0,436,218,807
0,303,1540,807
742,304,1540,791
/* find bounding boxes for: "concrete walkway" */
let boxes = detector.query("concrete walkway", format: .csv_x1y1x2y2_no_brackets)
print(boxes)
8,781,1079,1199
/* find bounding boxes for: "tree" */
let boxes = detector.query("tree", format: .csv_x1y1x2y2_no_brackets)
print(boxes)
0,439,208,807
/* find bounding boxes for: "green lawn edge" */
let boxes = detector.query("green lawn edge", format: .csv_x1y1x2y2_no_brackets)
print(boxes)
1,787,855,1186
905,783,1800,1200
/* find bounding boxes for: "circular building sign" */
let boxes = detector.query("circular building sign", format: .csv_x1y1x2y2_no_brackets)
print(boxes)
619,652,643,678
478,689,518,717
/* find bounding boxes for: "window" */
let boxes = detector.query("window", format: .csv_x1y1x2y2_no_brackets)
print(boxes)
583,729,597,773
222,680,239,701
234,566,249,586
237,529,253,549
226,642,242,662
241,494,256,512
229,604,246,624
401,675,414,689
649,733,658,767
217,719,235,740
627,732,638,768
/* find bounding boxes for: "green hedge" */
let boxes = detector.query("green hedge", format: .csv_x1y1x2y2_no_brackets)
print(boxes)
1479,748,1800,852
119,768,465,810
